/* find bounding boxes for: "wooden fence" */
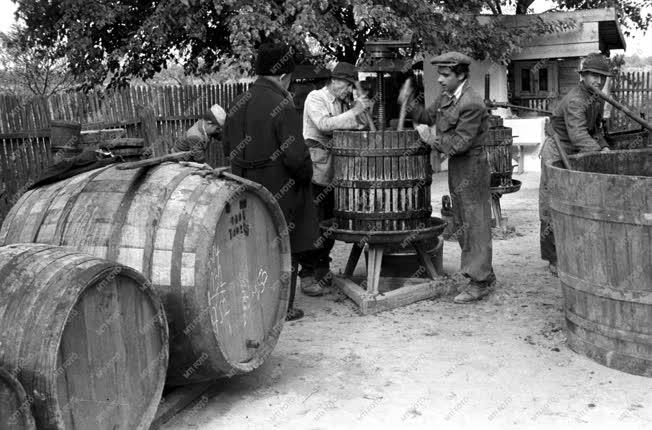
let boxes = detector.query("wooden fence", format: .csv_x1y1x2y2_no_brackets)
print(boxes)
0,83,251,134
0,130,52,221
608,71,652,132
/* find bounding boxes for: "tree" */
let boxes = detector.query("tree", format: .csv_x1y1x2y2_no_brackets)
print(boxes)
0,26,75,97
10,0,648,89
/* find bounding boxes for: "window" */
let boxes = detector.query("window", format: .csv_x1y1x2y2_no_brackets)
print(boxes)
521,68,531,92
539,68,548,91
513,60,558,99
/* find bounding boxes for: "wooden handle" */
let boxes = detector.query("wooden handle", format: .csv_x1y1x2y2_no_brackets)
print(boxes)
116,152,191,170
587,86,652,132
551,132,571,170
397,79,411,131
397,101,408,131
354,82,376,131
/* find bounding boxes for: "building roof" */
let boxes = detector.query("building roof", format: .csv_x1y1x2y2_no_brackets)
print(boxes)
487,8,626,61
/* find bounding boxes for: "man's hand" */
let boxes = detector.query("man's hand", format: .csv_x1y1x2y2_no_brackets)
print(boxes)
601,147,611,153
351,95,373,115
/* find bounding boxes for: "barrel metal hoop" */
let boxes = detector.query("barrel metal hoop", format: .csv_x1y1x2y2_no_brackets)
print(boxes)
333,178,432,189
565,310,652,346
334,208,432,220
551,200,652,226
332,147,430,157
560,271,652,305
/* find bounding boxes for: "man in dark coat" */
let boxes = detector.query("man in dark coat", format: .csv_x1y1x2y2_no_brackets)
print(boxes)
539,53,611,275
222,42,320,321
399,51,494,303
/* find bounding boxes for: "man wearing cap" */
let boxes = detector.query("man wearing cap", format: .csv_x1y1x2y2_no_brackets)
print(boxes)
399,51,494,303
300,62,373,296
174,104,226,162
223,42,320,321
539,53,611,276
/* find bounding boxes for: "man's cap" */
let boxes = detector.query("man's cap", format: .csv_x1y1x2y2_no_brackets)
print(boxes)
203,104,226,127
430,52,473,67
578,53,612,77
255,42,296,76
331,62,358,85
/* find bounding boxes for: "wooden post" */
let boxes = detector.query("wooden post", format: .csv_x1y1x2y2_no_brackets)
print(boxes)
136,105,164,158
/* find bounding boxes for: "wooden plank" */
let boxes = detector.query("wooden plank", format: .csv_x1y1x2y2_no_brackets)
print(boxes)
148,383,214,430
511,42,600,61
334,275,449,315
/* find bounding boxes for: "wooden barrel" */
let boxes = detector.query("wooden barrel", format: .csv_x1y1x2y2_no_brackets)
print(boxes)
546,148,652,376
484,125,514,187
332,130,432,231
607,129,650,150
0,163,291,385
0,367,36,430
0,243,168,429
50,120,82,152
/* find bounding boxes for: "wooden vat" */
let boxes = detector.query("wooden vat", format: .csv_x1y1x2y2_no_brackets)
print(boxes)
0,367,36,430
607,129,650,150
0,243,167,429
546,148,652,376
0,163,291,385
332,130,432,231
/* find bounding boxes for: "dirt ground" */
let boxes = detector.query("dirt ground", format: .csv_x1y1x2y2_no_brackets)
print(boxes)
162,170,652,430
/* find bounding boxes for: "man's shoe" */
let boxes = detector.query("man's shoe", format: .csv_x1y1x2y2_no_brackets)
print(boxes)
300,276,325,296
286,307,304,321
548,263,558,277
316,270,334,288
453,284,491,304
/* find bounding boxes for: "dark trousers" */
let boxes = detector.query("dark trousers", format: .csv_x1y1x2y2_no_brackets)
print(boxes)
448,149,494,283
538,155,557,263
299,183,335,279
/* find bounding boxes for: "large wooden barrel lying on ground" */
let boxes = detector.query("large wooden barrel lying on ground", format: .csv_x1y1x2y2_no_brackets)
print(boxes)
332,130,432,231
547,148,652,376
0,243,168,429
0,367,36,430
0,163,291,385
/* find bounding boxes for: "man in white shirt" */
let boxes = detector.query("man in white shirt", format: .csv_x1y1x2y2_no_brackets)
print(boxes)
300,62,372,296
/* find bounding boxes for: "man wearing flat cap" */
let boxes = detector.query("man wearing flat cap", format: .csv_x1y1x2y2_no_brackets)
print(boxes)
399,51,495,303
223,42,320,321
539,52,612,276
300,62,374,297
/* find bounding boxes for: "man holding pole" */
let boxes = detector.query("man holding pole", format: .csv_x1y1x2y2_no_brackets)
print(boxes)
399,51,495,304
539,53,612,276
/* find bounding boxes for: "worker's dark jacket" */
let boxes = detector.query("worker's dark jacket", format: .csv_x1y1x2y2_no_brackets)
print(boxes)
539,81,608,263
410,81,493,283
223,77,319,253
543,81,608,161
411,81,489,156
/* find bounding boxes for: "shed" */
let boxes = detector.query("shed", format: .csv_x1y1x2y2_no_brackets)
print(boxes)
501,7,626,112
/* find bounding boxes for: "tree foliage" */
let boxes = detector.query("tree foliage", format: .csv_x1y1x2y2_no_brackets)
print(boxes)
10,0,648,89
0,26,75,96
